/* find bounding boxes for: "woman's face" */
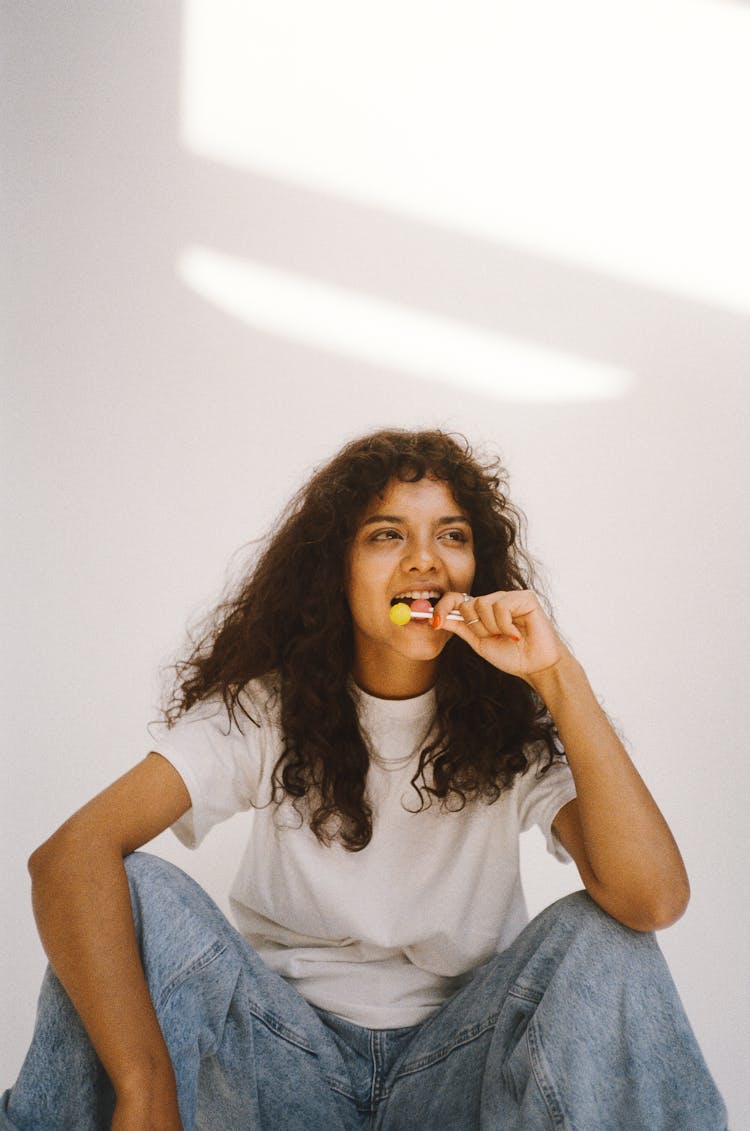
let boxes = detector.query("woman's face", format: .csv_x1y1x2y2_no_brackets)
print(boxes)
345,476,476,699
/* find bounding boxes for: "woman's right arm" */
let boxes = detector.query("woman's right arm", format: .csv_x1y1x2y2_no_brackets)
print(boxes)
28,752,192,1130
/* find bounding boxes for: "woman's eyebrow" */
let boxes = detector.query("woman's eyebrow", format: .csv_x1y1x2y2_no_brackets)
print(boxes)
360,514,471,527
361,514,404,526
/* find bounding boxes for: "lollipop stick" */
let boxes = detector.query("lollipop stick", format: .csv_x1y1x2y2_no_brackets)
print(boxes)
408,609,463,621
389,601,466,626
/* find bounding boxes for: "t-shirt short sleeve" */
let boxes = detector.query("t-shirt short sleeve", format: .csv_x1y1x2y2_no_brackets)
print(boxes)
516,743,578,862
147,686,275,849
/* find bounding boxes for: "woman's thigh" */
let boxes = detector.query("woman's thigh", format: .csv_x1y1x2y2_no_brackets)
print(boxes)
2,853,364,1131
377,892,726,1131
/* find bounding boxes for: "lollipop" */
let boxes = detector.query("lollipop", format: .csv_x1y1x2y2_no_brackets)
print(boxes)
389,602,413,625
389,601,464,625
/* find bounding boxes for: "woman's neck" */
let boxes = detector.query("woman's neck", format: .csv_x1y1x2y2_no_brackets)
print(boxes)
350,656,438,700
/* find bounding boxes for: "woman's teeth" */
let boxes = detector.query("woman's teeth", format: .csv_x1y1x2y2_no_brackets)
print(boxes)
389,592,442,607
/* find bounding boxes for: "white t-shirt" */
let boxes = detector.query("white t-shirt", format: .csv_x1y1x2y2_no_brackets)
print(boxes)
148,674,577,1028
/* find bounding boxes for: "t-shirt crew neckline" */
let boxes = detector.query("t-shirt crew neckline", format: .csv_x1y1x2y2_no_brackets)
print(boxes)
348,680,437,766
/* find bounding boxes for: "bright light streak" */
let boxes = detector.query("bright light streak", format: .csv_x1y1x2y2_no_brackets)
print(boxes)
181,0,750,313
177,245,634,402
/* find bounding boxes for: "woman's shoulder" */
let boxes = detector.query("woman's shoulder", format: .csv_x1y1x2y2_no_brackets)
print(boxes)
236,670,282,727
161,672,281,738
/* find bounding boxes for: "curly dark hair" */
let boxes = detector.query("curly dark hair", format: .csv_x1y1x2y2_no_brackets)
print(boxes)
161,429,560,850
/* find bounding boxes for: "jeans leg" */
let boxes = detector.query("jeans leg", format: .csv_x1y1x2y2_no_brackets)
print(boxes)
1,966,115,1131
2,852,363,1131
378,892,727,1131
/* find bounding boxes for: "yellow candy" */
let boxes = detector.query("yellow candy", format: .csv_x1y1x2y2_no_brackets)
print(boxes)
389,602,412,626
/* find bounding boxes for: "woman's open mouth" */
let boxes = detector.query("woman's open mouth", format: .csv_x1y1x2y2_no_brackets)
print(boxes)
389,591,442,610
389,591,442,625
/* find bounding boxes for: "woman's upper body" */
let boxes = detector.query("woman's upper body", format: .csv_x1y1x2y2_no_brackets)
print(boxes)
146,672,576,1028
26,429,690,1129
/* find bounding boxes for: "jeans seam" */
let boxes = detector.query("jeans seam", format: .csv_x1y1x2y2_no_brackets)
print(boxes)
392,1011,500,1078
157,939,228,1010
507,984,544,1006
368,1028,378,1130
527,1018,569,1130
327,1078,364,1103
243,1002,321,1055
159,941,320,1059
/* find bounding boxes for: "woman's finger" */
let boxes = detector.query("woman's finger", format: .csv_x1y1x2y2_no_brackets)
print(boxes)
490,601,521,641
471,595,520,641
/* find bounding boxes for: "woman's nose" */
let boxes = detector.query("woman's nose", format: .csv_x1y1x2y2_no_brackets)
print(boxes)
401,537,438,571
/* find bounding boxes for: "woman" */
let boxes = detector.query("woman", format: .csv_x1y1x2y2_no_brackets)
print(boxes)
3,429,726,1130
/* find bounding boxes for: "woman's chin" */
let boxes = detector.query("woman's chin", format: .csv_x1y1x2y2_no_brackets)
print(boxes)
396,633,449,663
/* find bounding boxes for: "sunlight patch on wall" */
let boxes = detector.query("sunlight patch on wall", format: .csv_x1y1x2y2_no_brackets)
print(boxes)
177,245,634,403
181,0,750,314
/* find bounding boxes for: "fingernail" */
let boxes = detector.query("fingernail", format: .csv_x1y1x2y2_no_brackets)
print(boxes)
431,614,442,629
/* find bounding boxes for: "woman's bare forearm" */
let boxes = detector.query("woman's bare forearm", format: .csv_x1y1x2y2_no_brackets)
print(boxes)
530,652,690,929
26,754,191,1115
29,828,178,1100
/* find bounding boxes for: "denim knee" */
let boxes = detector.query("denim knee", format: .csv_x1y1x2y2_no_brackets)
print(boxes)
122,852,238,984
123,851,219,931
535,888,656,950
124,852,179,936
495,888,665,1018
544,887,619,927
123,848,185,895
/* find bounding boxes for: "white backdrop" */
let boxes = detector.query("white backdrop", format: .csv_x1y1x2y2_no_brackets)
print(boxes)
3,2,749,1124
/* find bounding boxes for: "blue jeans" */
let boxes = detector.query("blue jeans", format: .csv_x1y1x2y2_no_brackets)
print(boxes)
2,852,727,1130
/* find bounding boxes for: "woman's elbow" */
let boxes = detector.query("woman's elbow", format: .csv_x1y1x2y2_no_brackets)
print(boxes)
650,878,691,931
28,833,59,881
617,877,691,933
28,821,100,884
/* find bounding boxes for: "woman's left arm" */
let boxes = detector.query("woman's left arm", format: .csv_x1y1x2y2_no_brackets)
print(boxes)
439,589,690,932
530,653,690,931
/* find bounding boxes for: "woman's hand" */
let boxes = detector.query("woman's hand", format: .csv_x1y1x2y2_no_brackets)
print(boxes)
434,589,567,680
436,590,691,932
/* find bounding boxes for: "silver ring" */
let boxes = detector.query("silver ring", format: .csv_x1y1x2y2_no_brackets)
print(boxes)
460,593,472,604
464,617,480,626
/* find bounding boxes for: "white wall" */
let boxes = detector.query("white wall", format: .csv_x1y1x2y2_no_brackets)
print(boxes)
3,2,749,1123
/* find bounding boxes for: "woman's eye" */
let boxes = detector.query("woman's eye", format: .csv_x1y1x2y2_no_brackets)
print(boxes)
371,529,402,541
441,529,468,543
